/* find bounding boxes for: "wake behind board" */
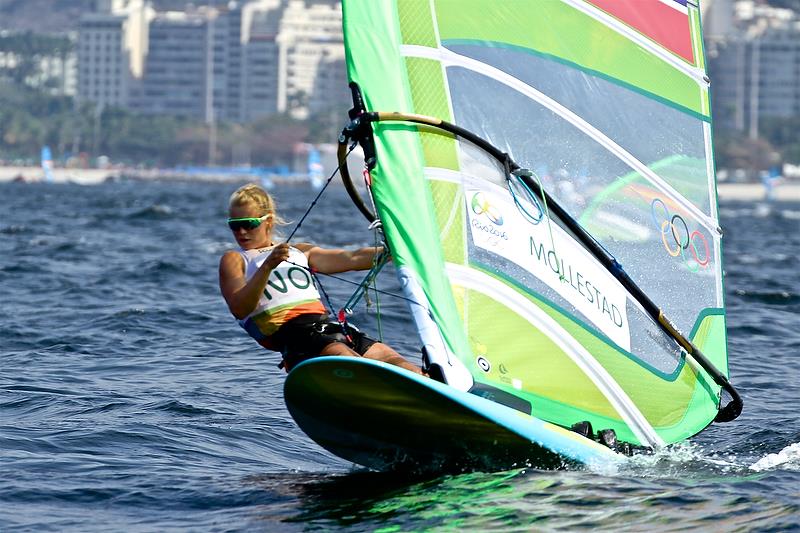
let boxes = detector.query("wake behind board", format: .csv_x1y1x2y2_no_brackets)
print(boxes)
284,357,623,472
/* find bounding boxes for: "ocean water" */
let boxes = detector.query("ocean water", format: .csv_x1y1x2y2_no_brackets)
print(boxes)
1,179,798,531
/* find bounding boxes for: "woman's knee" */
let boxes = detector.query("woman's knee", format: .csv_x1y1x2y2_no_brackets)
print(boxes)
321,342,359,357
363,342,399,361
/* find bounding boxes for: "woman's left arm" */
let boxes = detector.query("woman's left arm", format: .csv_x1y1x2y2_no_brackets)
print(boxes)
305,245,385,274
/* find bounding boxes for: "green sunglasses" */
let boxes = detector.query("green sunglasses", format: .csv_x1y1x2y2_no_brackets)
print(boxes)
227,215,270,231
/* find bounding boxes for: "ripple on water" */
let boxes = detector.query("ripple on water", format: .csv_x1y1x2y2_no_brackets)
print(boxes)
2,183,800,531
125,204,175,219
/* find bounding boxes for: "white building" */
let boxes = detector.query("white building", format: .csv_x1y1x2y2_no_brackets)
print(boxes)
76,0,349,122
275,0,347,119
240,0,285,121
128,10,209,118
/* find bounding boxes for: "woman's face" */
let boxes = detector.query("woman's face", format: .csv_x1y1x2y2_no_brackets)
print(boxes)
228,203,272,250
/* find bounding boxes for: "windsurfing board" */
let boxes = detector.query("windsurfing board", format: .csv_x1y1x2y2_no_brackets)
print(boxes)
284,356,624,472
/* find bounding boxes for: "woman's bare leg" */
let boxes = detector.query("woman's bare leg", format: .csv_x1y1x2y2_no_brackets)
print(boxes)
320,341,426,376
363,342,425,375
320,342,360,356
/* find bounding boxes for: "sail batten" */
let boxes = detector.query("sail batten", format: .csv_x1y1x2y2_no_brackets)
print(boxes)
566,0,705,77
401,43,717,232
448,263,664,448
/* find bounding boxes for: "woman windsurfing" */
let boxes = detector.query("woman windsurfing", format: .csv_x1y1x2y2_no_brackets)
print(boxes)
219,183,424,375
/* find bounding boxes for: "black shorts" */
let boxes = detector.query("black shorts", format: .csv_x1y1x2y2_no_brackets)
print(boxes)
270,314,377,371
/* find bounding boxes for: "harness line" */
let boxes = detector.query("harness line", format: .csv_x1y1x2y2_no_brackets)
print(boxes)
281,142,393,342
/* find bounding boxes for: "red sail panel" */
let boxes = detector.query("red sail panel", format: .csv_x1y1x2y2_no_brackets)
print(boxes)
587,0,695,64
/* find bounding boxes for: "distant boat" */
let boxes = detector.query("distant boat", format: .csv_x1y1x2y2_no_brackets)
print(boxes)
260,174,275,190
41,146,55,183
761,166,783,202
307,146,324,190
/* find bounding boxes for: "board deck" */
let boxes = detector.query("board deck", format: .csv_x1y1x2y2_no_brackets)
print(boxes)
284,357,623,472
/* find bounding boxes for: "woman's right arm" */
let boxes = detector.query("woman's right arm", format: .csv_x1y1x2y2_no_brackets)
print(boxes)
218,244,290,319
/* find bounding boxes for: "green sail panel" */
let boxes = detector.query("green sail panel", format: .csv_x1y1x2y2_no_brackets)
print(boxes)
433,0,709,118
342,0,726,447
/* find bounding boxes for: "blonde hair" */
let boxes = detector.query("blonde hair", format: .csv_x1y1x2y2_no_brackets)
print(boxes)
228,183,288,232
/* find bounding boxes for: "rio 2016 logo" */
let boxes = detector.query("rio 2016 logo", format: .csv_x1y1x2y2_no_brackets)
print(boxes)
650,198,710,272
471,192,503,225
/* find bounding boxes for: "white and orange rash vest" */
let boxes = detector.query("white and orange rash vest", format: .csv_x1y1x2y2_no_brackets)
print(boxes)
237,245,326,347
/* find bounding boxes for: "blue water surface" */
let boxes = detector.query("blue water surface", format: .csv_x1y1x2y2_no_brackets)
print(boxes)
1,180,798,531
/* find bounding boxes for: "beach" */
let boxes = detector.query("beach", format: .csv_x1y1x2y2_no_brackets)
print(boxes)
2,165,798,202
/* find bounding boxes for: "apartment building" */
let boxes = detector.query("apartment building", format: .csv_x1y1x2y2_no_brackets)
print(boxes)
707,0,800,136
128,11,209,118
78,0,153,109
238,0,347,122
77,12,129,108
275,0,346,119
76,0,350,123
241,0,285,121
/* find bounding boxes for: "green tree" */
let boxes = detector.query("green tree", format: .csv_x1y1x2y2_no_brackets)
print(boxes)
247,113,309,166
759,117,800,165
0,32,72,87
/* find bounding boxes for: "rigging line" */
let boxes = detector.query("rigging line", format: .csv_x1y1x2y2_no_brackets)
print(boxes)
506,172,544,225
285,143,356,243
320,269,421,308
285,258,424,309
340,249,390,314
286,255,453,366
514,168,566,285
315,267,352,336
280,142,355,336
372,225,383,341
536,171,564,283
281,260,357,340
364,167,380,222
351,110,741,423
321,262,456,369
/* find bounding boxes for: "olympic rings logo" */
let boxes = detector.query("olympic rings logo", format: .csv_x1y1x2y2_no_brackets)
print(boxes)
471,192,504,225
650,198,710,271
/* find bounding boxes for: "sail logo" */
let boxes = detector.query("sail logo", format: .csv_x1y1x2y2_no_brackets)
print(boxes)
469,192,509,243
466,187,630,350
471,192,504,225
650,199,710,272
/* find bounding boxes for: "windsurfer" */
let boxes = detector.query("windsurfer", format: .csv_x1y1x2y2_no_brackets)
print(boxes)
219,183,425,375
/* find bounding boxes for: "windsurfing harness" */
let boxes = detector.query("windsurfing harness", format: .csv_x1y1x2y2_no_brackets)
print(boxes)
270,314,378,371
237,245,327,347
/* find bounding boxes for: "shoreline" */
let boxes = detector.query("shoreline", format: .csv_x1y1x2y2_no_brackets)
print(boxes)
1,166,799,201
716,182,800,202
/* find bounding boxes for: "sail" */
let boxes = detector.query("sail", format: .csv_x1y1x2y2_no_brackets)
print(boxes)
342,0,727,447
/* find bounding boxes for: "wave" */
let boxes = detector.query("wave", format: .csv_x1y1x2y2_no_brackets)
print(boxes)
733,289,800,305
146,399,225,417
126,204,174,219
0,224,30,234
